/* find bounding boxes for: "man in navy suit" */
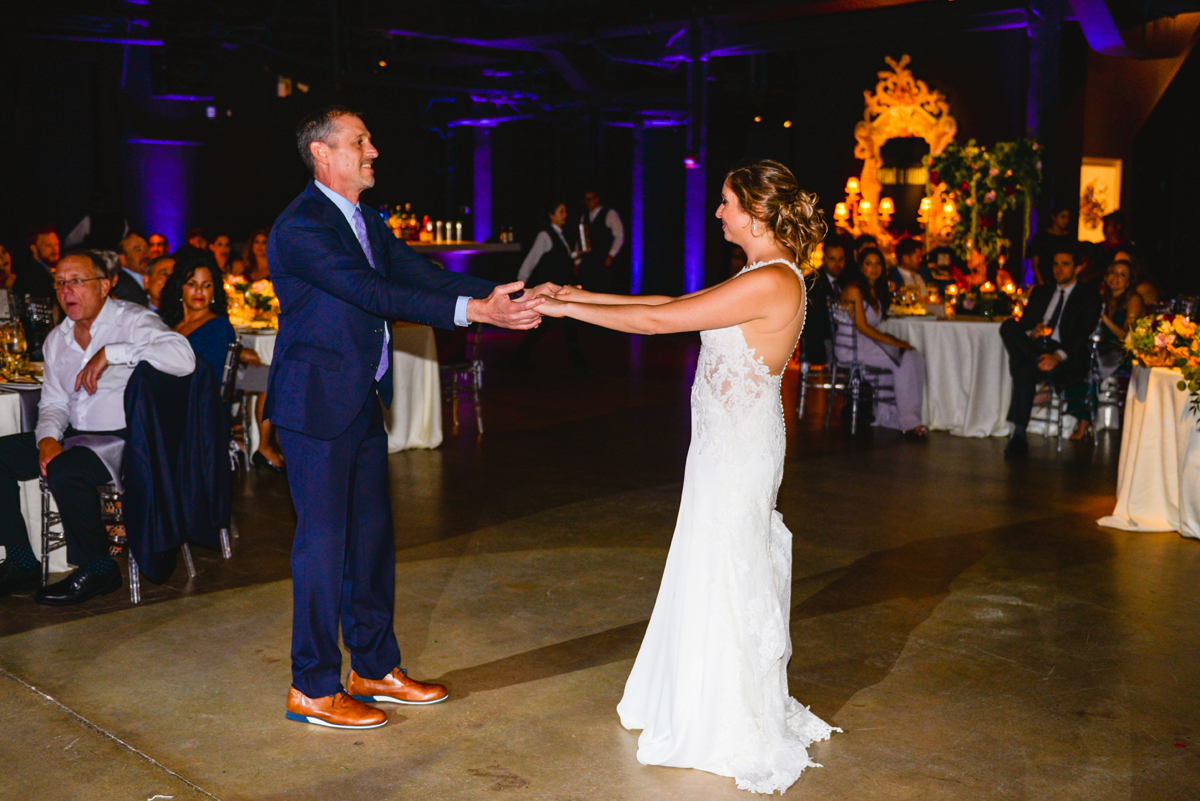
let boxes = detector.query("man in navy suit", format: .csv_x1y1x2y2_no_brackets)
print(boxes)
268,106,550,729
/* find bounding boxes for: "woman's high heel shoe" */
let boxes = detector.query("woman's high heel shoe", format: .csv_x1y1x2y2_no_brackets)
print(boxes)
252,451,286,474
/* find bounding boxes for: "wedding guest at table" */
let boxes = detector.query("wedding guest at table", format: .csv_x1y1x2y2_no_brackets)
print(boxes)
186,228,209,251
148,233,170,260
802,236,847,365
838,247,928,436
1027,205,1076,285
0,243,15,291
209,233,234,275
111,231,150,306
513,199,588,374
1000,246,1102,457
26,225,61,275
852,234,878,264
0,249,195,603
159,249,276,469
13,226,59,304
889,238,931,299
144,255,176,312
234,229,271,282
1110,245,1160,307
578,189,625,293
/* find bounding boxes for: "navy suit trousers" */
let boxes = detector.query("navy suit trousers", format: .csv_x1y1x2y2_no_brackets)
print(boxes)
278,386,401,697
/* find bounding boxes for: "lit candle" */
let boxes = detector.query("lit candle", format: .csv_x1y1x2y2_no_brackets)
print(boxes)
833,203,849,222
981,281,996,293
436,221,444,242
1003,282,1015,295
455,221,463,242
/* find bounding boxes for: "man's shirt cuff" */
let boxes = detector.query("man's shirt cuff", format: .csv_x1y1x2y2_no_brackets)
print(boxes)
454,296,471,327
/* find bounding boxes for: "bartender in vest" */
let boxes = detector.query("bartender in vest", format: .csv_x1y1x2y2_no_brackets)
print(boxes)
512,199,590,374
577,189,625,293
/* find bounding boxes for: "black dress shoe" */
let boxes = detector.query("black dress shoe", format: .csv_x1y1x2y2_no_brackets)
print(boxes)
1004,435,1029,458
0,561,41,596
34,566,122,606
252,451,286,474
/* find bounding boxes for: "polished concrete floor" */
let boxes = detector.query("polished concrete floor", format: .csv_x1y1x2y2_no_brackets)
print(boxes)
2,328,1198,800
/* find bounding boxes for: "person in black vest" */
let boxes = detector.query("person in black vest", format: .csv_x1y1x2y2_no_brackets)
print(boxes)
577,189,625,294
513,199,589,373
999,245,1102,458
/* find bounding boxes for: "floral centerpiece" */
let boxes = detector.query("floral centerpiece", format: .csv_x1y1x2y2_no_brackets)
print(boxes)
926,138,1042,275
226,277,279,328
1126,313,1200,421
951,282,1012,319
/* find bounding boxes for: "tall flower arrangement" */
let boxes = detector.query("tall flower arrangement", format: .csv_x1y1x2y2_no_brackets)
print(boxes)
926,138,1042,264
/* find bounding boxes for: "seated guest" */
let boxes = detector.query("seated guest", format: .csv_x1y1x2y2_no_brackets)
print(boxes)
1062,258,1147,441
802,236,848,365
159,249,277,470
144,255,176,312
838,247,928,436
0,250,195,604
208,233,234,275
111,231,150,306
1000,246,1102,457
889,238,931,299
852,233,878,264
147,233,170,260
233,229,271,281
185,228,209,251
13,226,59,300
1110,245,1160,307
0,242,15,290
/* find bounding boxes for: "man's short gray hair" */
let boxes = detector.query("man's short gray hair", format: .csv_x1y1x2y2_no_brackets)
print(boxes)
62,249,118,280
296,106,360,174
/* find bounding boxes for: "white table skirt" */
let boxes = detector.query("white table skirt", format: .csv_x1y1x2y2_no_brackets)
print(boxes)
239,322,442,454
0,391,70,571
1097,366,1200,540
878,317,1012,438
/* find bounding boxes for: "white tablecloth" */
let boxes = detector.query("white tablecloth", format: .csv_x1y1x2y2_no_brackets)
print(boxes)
239,322,442,453
879,317,1012,437
0,390,70,571
1097,366,1200,540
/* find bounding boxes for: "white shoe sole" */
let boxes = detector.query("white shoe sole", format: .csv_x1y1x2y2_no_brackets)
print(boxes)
350,693,449,706
285,711,387,729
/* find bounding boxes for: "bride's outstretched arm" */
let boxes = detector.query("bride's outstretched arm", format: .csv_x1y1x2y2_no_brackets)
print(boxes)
549,279,733,307
538,269,798,335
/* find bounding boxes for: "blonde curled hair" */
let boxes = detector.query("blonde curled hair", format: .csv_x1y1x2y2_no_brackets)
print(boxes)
724,159,827,276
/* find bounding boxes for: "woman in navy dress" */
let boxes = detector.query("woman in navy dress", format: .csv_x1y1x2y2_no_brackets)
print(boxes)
159,250,279,471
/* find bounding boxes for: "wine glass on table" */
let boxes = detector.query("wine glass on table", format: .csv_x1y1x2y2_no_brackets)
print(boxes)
3,322,26,376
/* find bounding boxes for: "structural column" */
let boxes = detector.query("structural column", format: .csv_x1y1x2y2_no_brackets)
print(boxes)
473,126,493,243
1026,0,1064,227
631,120,646,295
683,25,708,294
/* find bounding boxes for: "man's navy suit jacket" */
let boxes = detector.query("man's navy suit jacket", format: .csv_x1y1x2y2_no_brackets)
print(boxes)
264,180,495,440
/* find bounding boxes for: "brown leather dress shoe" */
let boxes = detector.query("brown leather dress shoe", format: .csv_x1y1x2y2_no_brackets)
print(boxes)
285,687,387,729
347,667,448,705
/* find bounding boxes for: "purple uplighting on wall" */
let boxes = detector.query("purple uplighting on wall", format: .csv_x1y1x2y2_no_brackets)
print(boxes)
473,128,493,243
124,139,202,254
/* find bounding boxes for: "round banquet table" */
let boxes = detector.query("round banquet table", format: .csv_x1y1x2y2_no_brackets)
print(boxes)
0,388,70,572
238,322,443,453
878,316,1012,437
1097,366,1200,540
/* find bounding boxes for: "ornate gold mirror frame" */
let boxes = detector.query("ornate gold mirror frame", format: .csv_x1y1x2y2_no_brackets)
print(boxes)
848,56,957,243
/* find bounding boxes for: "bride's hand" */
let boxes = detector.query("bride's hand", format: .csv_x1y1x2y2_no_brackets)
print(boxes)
537,297,569,318
523,281,562,300
551,284,589,301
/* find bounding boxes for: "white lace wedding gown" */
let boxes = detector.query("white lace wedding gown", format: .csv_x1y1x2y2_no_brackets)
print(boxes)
616,259,840,794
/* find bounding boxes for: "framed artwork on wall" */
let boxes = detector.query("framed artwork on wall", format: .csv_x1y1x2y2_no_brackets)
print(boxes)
1078,158,1121,243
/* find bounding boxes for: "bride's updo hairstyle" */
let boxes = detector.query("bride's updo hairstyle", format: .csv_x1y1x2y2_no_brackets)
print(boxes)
724,159,827,275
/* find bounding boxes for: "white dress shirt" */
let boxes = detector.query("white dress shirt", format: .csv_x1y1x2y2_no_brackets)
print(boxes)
517,225,573,284
1040,280,1077,360
35,298,196,442
314,181,472,339
587,207,625,258
895,267,927,299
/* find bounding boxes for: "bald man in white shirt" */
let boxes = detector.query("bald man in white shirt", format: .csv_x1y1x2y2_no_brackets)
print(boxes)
0,250,195,604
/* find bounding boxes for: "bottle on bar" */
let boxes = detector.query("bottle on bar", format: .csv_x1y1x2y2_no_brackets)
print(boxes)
578,219,592,254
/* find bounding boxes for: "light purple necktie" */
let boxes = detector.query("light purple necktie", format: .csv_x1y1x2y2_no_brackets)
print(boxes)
353,206,389,381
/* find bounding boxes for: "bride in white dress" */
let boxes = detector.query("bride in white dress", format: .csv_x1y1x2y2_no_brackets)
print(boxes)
536,160,840,794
